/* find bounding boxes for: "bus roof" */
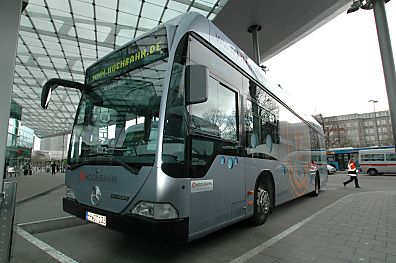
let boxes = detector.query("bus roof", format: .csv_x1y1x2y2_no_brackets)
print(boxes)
328,146,395,154
359,147,395,154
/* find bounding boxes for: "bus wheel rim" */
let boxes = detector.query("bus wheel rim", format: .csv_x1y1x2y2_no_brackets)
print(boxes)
257,188,270,214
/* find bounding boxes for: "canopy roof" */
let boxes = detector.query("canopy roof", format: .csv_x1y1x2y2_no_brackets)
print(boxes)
213,0,350,62
12,0,350,138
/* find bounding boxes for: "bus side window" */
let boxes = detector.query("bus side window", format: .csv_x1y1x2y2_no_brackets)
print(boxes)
245,100,260,151
190,137,237,178
190,137,221,178
190,77,238,141
386,154,396,161
189,77,239,177
245,98,279,159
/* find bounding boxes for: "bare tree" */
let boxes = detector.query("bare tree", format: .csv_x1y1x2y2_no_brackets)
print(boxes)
202,108,237,140
202,108,226,128
31,151,50,170
323,121,351,149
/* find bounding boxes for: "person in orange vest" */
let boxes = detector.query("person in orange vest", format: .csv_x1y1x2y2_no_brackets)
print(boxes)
343,159,361,188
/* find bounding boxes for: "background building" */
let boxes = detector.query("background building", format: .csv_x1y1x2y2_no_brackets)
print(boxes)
39,134,69,163
40,135,68,152
317,110,393,149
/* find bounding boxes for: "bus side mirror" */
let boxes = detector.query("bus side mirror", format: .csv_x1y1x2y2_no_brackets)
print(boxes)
185,65,208,105
41,78,86,109
41,81,56,109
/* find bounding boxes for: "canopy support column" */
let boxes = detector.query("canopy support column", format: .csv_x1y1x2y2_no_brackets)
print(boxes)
0,0,24,191
373,0,396,147
0,1,26,261
248,25,262,65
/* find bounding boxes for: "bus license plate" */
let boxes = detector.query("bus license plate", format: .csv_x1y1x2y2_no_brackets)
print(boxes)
86,211,107,227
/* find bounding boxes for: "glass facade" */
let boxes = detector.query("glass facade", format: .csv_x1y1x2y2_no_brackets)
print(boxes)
14,0,229,138
5,100,34,172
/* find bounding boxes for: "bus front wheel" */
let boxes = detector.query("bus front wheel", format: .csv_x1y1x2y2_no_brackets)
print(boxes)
368,169,378,176
250,179,272,226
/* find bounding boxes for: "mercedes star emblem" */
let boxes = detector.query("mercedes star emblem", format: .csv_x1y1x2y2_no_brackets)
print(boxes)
90,185,101,206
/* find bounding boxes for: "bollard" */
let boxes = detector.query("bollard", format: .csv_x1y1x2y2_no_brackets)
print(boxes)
0,182,17,262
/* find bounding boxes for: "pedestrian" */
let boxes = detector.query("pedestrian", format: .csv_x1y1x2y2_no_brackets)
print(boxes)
51,162,56,175
343,159,361,188
3,161,7,179
23,162,29,175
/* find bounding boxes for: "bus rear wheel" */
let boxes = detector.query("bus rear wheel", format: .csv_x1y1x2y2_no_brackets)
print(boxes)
368,169,378,176
311,175,320,197
250,179,272,226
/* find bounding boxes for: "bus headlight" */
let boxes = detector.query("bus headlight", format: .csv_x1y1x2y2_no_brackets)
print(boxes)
130,202,179,220
65,186,76,199
153,203,179,220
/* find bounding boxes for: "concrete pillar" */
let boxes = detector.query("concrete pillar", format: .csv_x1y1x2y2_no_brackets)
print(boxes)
373,0,396,147
0,0,23,192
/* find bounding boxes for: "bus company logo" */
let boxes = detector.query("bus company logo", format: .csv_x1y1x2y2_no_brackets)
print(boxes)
79,171,117,184
191,180,214,193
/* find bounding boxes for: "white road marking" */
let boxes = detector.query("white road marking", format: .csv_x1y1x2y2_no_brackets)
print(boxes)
229,210,324,263
16,226,79,263
321,187,337,190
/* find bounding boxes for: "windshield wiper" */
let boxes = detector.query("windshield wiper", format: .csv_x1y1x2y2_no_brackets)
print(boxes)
163,135,184,143
87,152,112,157
69,155,139,175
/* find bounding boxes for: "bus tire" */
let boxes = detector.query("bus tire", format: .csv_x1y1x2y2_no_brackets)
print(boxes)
368,169,378,176
249,178,272,226
311,174,320,197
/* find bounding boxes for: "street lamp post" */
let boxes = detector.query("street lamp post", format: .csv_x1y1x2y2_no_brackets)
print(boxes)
369,99,380,147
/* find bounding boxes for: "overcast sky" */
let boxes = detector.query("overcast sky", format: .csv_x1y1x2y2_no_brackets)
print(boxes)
265,1,396,118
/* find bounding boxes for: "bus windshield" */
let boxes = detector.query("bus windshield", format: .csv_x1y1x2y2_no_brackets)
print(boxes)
68,28,168,170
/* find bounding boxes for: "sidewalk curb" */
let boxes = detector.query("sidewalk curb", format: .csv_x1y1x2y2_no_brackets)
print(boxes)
18,216,87,235
16,184,64,206
15,216,86,263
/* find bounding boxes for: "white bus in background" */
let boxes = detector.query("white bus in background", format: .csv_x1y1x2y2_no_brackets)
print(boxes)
358,147,396,176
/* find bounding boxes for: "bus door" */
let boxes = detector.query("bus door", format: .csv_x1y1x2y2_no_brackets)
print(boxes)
338,154,346,170
188,78,245,236
189,137,245,235
386,153,396,173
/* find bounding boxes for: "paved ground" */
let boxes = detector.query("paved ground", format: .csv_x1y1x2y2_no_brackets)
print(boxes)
240,191,396,263
4,171,396,263
7,172,64,204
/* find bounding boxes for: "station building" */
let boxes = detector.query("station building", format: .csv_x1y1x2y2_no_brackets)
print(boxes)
319,110,393,149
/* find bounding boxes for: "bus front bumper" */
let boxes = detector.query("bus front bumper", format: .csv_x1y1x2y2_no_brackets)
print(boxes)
63,197,189,242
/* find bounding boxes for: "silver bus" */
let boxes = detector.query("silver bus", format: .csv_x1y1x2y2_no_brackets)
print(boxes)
41,12,327,242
